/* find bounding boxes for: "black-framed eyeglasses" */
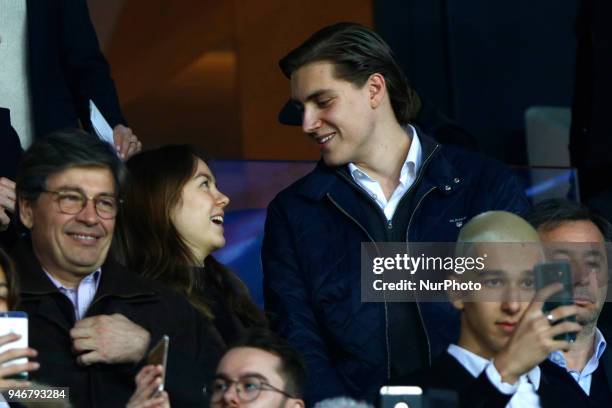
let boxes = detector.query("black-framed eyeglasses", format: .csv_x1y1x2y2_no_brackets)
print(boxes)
205,375,297,403
41,189,121,219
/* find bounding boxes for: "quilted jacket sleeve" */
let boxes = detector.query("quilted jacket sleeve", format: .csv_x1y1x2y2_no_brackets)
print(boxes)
262,198,347,404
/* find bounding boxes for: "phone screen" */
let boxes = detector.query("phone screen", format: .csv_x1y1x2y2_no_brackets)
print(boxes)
0,311,29,379
379,386,424,408
534,261,576,342
147,335,169,394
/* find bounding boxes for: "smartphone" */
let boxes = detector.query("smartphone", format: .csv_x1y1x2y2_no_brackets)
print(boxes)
147,335,169,395
534,261,576,342
379,386,424,408
0,311,29,380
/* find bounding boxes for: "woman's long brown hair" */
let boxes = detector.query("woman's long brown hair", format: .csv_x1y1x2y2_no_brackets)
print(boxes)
0,247,19,310
117,145,264,326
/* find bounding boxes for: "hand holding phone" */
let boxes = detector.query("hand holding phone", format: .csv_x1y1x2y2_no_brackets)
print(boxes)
493,282,582,384
534,261,577,342
127,364,170,408
0,311,39,386
146,335,169,396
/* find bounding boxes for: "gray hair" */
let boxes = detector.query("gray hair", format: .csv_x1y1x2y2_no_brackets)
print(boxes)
16,128,125,202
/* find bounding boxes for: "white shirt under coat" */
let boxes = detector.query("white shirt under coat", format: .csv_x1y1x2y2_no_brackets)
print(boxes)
448,344,542,408
348,125,422,221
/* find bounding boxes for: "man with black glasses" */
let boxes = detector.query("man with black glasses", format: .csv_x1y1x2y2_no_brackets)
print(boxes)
207,328,305,408
13,129,225,408
129,328,305,408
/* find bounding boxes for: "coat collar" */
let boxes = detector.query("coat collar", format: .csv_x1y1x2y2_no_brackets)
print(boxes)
601,342,612,392
13,238,157,301
295,130,464,202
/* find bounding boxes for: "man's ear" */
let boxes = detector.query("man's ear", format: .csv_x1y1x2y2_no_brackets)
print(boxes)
447,276,465,311
18,197,34,229
368,73,386,109
290,399,305,408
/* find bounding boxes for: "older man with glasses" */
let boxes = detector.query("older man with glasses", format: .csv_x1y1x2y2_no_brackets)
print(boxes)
12,129,225,408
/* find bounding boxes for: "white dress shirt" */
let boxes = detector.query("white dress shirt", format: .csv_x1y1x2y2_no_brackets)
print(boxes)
448,344,542,408
44,269,102,320
548,328,607,395
348,125,422,221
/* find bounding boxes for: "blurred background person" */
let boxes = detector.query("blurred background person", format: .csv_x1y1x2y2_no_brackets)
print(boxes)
527,199,612,404
0,0,141,239
118,145,266,345
0,247,39,389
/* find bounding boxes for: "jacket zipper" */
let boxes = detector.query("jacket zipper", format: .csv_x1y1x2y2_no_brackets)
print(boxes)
335,171,391,231
406,185,436,366
390,143,439,368
399,144,440,368
329,142,442,377
326,194,392,379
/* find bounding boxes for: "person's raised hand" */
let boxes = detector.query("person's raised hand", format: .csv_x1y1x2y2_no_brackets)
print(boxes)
0,333,39,388
0,178,16,231
494,283,582,384
126,365,170,408
113,124,142,160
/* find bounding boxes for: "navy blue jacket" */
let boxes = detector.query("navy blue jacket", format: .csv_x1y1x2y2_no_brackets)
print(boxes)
26,0,125,138
262,133,530,405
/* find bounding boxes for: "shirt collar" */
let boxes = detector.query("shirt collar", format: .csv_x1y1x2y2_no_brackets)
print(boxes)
548,328,608,370
448,344,541,389
594,327,607,361
44,268,101,291
348,124,422,183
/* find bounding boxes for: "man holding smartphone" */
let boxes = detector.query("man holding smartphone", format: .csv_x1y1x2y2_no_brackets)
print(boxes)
527,199,612,405
406,211,585,407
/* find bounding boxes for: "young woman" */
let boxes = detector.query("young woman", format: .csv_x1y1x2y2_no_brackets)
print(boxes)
118,145,266,345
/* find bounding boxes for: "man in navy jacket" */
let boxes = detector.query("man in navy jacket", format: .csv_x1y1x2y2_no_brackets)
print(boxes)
262,22,530,405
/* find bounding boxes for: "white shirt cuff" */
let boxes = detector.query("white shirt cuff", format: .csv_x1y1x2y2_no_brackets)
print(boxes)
485,361,520,395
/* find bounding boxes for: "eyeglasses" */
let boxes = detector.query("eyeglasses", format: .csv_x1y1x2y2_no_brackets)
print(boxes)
205,375,297,403
41,189,121,219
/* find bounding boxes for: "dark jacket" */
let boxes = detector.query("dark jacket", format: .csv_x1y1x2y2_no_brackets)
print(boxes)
539,348,612,407
0,0,125,178
26,0,125,138
196,262,268,345
409,351,588,408
262,133,530,404
0,109,22,180
13,240,225,408
570,0,612,201
0,109,22,249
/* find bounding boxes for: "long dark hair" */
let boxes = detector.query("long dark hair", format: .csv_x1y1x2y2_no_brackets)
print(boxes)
117,145,264,326
0,247,19,310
